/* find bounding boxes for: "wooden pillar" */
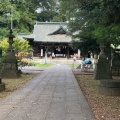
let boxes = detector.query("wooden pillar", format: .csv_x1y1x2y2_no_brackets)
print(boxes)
64,46,67,58
67,46,70,59
63,46,66,58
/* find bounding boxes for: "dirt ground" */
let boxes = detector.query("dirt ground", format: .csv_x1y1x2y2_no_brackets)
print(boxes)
73,69,120,120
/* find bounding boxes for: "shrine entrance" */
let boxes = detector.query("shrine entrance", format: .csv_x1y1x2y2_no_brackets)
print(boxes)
32,42,75,58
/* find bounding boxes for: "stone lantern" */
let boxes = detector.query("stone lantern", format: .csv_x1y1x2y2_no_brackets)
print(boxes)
1,30,20,78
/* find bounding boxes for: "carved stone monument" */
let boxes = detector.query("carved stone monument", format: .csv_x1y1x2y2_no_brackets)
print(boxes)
94,45,120,96
111,53,120,76
1,30,20,78
94,44,112,80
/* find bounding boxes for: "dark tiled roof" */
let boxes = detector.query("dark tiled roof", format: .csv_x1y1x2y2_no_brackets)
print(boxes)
17,22,72,43
17,33,34,40
48,26,67,35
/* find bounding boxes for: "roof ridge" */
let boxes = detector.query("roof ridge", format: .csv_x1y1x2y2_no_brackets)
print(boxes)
48,26,67,35
36,22,67,25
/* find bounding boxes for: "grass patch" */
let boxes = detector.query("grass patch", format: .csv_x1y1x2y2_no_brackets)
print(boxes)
32,63,52,68
68,63,79,68
74,74,120,120
0,73,37,99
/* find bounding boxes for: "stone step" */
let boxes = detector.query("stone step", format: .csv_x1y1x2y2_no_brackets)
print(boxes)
99,80,120,96
100,80,120,88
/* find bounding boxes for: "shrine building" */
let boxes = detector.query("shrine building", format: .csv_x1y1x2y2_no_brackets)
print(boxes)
17,22,78,58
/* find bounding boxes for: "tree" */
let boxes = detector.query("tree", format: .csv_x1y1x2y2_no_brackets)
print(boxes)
58,0,120,57
78,0,120,58
0,38,9,57
13,37,30,54
36,0,58,22
52,0,78,22
0,0,12,39
36,10,58,22
0,0,58,38
75,0,120,45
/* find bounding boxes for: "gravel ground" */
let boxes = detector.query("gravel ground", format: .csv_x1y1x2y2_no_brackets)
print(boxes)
73,69,120,120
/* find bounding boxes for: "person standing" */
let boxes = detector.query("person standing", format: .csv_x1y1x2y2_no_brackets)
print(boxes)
73,56,76,62
90,52,93,59
73,56,77,68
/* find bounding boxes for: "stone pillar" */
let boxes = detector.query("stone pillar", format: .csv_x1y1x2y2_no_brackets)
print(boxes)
45,47,48,63
1,30,20,78
40,47,43,59
78,49,81,58
94,44,112,80
52,45,55,59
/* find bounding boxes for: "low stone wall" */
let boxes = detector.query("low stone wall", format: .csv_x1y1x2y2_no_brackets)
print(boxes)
99,80,120,96
32,57,82,64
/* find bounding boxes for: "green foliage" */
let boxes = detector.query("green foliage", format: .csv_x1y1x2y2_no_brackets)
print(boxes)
0,37,31,68
33,63,52,68
18,58,35,68
0,0,57,37
54,0,78,22
36,10,58,22
0,37,30,58
36,0,58,22
12,38,31,67
75,0,120,45
0,28,10,40
58,0,120,57
92,24,120,44
0,38,9,57
0,0,119,58
13,37,30,54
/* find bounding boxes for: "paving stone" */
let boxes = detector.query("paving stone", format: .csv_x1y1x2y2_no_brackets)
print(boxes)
0,65,95,120
65,114,89,120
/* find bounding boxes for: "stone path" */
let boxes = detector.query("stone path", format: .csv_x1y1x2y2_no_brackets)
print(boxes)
0,64,95,120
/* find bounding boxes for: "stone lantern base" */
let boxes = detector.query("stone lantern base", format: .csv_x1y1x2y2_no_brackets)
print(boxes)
0,78,5,92
1,51,20,78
